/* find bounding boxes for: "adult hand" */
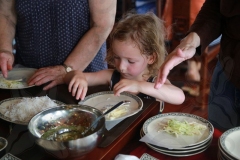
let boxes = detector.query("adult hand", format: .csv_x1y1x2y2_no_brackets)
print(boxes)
28,65,66,90
113,79,140,96
0,51,14,77
154,43,197,89
64,70,88,100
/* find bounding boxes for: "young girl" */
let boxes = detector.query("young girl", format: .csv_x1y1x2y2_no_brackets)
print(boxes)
64,12,185,105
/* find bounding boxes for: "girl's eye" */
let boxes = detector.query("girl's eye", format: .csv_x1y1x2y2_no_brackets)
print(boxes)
128,60,135,64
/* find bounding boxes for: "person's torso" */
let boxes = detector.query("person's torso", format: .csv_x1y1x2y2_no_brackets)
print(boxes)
15,0,91,68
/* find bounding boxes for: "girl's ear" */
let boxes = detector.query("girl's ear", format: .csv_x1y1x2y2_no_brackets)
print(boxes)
148,52,157,64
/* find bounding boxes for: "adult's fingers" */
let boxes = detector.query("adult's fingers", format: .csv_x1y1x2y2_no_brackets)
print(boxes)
154,49,185,89
0,56,13,78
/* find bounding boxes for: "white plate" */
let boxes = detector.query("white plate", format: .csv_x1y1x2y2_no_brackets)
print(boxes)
219,126,240,159
0,68,36,89
140,129,212,158
142,113,214,149
146,141,210,157
0,97,65,125
140,153,159,160
218,142,235,160
0,153,21,160
140,127,212,151
79,91,143,122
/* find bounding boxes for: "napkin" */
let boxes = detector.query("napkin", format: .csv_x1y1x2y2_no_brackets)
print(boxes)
105,118,125,130
140,132,197,149
114,154,140,160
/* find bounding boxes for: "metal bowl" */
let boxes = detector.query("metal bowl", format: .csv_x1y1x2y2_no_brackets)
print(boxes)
0,137,8,157
28,105,105,159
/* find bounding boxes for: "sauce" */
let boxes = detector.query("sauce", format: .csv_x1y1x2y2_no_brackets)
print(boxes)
41,125,90,142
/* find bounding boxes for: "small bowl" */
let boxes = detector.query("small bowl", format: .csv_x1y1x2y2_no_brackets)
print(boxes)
0,137,8,157
28,104,105,159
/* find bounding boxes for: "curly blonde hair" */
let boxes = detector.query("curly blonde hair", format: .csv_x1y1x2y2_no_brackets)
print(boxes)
106,12,167,77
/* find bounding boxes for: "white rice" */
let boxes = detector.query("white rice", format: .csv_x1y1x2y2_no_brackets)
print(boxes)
0,96,59,122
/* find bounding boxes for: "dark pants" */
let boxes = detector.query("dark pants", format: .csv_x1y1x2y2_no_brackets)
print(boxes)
208,60,240,131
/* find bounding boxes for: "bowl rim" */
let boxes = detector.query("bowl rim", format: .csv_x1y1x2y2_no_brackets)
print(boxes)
27,104,106,140
0,137,8,151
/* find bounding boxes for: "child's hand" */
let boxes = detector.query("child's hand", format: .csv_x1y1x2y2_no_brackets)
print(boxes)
113,79,140,96
67,71,88,100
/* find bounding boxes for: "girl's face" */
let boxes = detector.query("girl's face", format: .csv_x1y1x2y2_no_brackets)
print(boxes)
112,39,154,80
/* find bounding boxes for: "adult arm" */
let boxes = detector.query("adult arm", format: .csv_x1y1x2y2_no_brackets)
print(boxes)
64,0,117,71
0,0,16,77
28,0,117,90
154,0,222,89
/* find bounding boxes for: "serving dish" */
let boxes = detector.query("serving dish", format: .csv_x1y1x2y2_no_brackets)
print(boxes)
0,97,65,125
79,91,143,122
0,68,36,89
28,104,105,159
142,112,214,149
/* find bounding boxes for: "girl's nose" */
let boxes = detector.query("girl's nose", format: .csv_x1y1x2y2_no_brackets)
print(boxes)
119,60,126,72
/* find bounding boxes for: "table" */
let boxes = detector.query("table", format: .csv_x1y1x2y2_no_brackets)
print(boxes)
0,84,160,160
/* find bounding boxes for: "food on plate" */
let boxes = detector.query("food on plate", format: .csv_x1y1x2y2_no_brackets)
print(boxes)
0,76,25,89
101,103,130,120
0,96,59,122
158,118,207,137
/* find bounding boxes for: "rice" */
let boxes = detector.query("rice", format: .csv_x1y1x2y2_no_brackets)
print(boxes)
0,96,59,122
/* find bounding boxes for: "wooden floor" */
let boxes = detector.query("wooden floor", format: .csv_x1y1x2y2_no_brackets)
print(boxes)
164,61,208,119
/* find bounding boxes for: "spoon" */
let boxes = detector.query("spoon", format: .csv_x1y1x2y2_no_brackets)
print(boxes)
81,100,131,136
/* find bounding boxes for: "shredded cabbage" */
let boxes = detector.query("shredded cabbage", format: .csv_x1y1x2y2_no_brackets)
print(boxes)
159,119,207,137
0,77,24,88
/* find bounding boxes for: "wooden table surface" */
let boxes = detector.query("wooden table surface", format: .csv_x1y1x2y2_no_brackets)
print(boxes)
0,84,159,160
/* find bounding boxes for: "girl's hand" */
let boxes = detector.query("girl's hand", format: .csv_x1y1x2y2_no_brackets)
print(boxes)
113,79,140,96
67,71,88,100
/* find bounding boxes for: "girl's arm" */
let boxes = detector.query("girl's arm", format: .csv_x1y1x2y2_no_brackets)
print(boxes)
139,80,185,105
114,79,185,105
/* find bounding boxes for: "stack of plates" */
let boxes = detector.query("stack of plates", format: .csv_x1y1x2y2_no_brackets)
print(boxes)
218,127,240,160
140,113,214,157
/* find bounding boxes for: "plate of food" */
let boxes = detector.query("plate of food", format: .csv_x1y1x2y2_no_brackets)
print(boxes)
142,112,214,149
79,91,143,122
0,96,65,125
0,68,36,89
